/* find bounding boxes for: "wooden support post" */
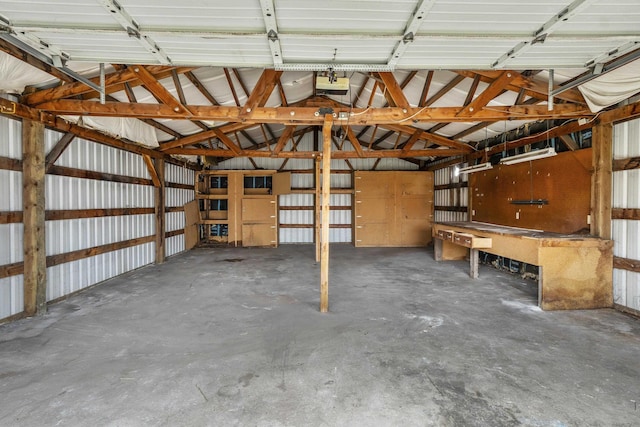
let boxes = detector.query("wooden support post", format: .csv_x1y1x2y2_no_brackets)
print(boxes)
154,157,166,264
320,115,333,313
591,122,613,238
22,119,47,316
315,156,321,262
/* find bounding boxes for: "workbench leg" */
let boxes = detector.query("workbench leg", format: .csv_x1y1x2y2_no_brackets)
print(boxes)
470,248,479,279
434,238,443,261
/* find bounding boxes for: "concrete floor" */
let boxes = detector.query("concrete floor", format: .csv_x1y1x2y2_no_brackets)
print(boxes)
1,245,639,427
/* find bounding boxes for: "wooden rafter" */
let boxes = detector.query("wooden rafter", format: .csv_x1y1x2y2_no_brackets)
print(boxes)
45,132,75,172
242,69,283,113
426,75,465,106
223,68,241,106
23,65,187,106
162,147,468,159
131,65,190,115
419,70,434,107
456,70,586,105
212,128,243,155
272,126,296,155
184,71,219,105
456,70,518,117
377,72,410,109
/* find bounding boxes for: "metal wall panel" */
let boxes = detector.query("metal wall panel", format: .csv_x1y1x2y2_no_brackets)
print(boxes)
0,115,23,319
44,135,156,303
164,163,194,257
166,235,185,258
612,120,640,312
0,115,22,160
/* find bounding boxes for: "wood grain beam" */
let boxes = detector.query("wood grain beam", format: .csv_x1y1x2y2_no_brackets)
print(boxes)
456,71,518,117
45,132,75,172
419,70,434,107
143,154,161,187
426,75,465,106
613,156,640,171
456,70,586,105
184,71,219,105
272,126,295,155
22,119,46,316
212,128,243,155
612,208,640,220
163,147,467,158
34,100,593,124
591,122,613,239
320,114,333,313
154,157,165,264
377,72,410,109
242,69,283,113
22,65,181,106
131,65,190,115
382,124,474,152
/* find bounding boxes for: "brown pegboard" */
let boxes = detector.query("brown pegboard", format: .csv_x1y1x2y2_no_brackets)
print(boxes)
470,149,592,234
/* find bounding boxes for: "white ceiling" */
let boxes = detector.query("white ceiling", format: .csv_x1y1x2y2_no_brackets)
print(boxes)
0,0,638,72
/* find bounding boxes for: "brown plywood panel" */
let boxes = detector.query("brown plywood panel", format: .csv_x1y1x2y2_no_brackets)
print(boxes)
400,221,432,246
397,172,433,196
242,198,276,223
208,211,228,220
354,171,394,197
273,172,291,195
470,149,591,234
355,198,390,223
242,223,277,247
354,223,389,247
399,197,431,220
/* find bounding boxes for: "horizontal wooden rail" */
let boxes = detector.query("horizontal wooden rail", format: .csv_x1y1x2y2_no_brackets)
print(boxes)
612,208,640,220
280,223,351,229
434,182,468,191
0,235,155,279
613,256,640,273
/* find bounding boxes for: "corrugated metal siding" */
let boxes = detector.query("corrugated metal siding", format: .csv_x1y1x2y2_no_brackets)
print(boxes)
165,163,194,257
434,164,468,223
0,116,22,319
612,119,640,312
0,115,22,159
44,134,156,302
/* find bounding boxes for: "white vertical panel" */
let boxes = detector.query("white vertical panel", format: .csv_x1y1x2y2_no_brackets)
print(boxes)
612,119,640,312
0,275,24,319
0,115,24,319
0,115,22,160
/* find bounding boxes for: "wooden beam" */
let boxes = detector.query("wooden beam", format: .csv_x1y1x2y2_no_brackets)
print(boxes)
612,208,640,220
158,122,255,151
345,126,365,157
131,65,190,114
34,100,592,124
0,155,22,171
212,128,244,155
613,256,640,273
456,71,518,117
48,165,153,186
242,69,283,114
559,134,580,151
163,147,468,158
45,132,75,171
456,70,586,105
272,126,296,155
590,122,613,239
22,65,183,106
377,72,410,109
426,75,465,106
613,156,640,171
223,68,241,106
382,123,474,152
22,119,46,316
143,154,162,187
184,71,219,105
315,157,321,263
419,70,434,107
320,115,333,313
154,157,165,264
599,99,640,125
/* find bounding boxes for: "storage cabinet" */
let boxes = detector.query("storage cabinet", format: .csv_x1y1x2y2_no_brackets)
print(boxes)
195,170,290,246
353,171,434,247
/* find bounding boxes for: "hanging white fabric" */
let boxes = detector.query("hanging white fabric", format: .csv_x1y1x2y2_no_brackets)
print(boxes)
579,59,640,112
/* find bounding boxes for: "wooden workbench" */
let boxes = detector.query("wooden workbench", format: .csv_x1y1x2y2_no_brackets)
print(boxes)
432,222,613,311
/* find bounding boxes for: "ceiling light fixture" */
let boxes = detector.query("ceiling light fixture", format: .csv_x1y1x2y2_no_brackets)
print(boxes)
499,147,557,165
458,162,493,174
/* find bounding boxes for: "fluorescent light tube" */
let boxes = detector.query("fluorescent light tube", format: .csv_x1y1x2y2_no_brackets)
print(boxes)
458,162,493,174
499,147,557,165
